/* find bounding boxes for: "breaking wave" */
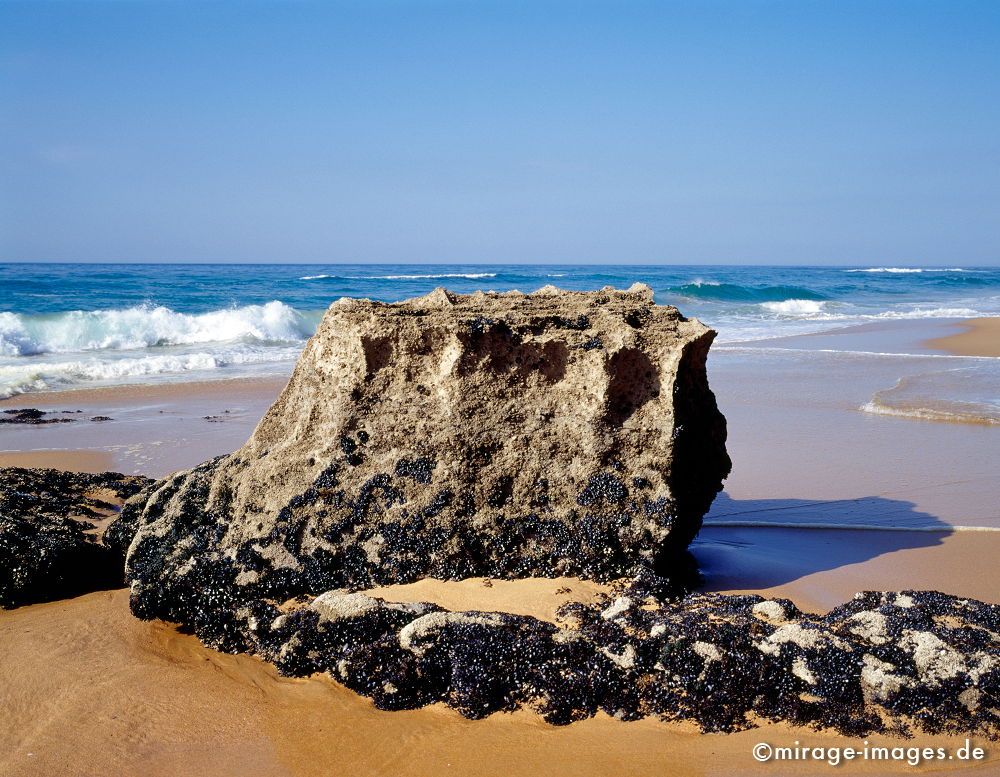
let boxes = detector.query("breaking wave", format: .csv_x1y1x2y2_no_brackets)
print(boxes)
0,302,321,357
0,346,302,398
760,299,830,316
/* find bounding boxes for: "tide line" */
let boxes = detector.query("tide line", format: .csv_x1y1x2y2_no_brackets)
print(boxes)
715,345,998,361
703,520,1000,532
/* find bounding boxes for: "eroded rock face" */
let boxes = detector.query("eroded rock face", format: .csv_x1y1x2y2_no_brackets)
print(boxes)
120,284,730,622
0,467,153,608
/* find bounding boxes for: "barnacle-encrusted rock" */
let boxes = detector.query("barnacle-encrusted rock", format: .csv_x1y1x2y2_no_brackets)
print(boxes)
0,467,153,608
200,583,1000,736
119,284,730,624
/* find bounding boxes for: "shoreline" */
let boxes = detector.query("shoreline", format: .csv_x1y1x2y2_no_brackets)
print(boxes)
0,375,291,409
1,313,998,613
0,376,288,478
0,314,989,414
926,317,1000,357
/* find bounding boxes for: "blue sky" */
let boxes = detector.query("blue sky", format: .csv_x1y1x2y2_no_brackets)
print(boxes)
1,0,998,265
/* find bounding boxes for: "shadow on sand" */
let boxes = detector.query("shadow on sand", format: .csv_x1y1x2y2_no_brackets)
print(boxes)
692,491,951,598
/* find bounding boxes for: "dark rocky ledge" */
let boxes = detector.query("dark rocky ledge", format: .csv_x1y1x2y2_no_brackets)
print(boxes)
125,565,1000,737
0,467,154,608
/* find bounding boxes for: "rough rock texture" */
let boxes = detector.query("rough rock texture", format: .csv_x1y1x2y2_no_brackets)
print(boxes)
120,284,730,615
0,467,153,608
140,577,1000,736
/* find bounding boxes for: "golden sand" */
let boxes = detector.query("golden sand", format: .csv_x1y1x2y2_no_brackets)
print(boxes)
2,439,1000,777
927,317,1000,358
0,376,290,409
365,576,609,624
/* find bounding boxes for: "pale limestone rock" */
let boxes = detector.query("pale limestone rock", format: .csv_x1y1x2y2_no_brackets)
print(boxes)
122,285,731,610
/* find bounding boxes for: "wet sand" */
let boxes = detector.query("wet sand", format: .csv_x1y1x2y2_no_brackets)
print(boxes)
927,317,1000,357
699,526,1000,613
0,376,288,477
0,449,115,473
0,376,290,409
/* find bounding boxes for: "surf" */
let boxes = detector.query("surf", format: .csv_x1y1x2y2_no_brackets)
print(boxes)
0,301,322,357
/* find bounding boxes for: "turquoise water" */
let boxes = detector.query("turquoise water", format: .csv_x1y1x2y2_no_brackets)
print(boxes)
2,263,999,422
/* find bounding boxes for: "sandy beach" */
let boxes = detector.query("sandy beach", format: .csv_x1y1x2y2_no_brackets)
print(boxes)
927,317,1000,358
1,317,998,775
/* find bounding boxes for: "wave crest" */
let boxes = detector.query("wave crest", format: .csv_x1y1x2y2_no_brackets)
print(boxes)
0,347,301,398
0,302,320,357
760,299,829,315
667,282,825,302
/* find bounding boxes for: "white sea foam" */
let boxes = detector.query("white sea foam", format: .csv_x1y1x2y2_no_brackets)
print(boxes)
0,302,320,357
374,273,497,280
0,346,302,398
717,345,991,361
760,299,828,315
846,267,970,273
859,368,1000,426
299,272,497,281
711,305,987,344
767,305,989,322
860,400,1000,426
848,267,926,273
871,306,981,319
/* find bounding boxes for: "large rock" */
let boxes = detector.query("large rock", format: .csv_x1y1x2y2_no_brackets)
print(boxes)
120,285,729,623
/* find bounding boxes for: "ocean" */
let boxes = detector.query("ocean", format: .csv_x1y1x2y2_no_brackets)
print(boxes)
2,262,999,424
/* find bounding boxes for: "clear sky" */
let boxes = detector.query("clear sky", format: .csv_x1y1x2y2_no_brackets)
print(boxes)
1,0,998,265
